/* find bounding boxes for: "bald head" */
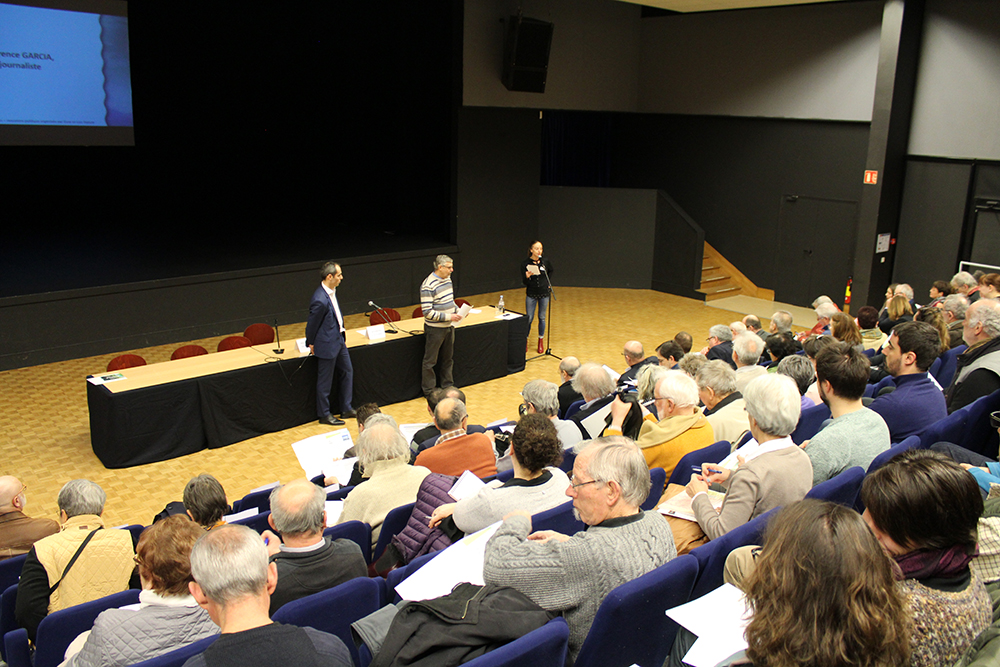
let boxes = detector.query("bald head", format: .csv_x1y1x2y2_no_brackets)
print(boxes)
623,341,644,366
435,397,467,431
268,479,325,538
0,477,24,508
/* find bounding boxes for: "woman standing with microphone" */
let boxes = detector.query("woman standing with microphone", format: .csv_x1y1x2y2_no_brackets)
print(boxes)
522,241,553,354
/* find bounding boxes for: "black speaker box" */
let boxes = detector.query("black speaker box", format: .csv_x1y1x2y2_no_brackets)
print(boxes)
502,15,553,93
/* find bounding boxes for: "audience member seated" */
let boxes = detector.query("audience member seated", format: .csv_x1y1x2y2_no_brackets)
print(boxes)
319,402,381,487
830,311,864,352
868,321,947,441
895,282,916,309
696,361,749,446
15,480,135,642
483,437,675,661
184,474,230,531
803,342,889,484
607,370,715,478
339,415,431,546
260,479,366,615
860,450,992,667
946,298,1000,413
943,293,971,349
764,332,798,368
729,321,747,338
655,340,685,369
62,516,218,667
742,314,769,342
879,294,914,334
557,356,584,416
518,379,583,451
878,283,899,318
567,362,617,439
702,325,736,369
955,272,982,303
429,414,571,535
699,500,911,667
980,273,1000,300
775,355,816,412
913,306,951,356
766,310,798,344
732,333,766,392
856,305,886,350
801,334,838,405
927,279,953,308
0,475,58,560
673,331,694,355
685,374,811,541
408,387,485,454
183,524,352,667
617,340,658,387
807,302,839,338
414,398,497,478
677,352,707,379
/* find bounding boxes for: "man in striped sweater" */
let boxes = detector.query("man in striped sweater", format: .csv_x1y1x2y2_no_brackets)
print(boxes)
420,255,462,396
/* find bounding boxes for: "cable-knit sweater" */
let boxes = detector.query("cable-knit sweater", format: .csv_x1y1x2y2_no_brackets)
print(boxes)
901,572,992,667
482,511,675,660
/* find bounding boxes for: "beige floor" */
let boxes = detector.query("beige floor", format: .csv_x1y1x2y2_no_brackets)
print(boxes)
707,295,816,329
0,287,792,528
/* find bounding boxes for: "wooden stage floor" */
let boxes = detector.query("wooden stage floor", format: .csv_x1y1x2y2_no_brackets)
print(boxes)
0,287,793,527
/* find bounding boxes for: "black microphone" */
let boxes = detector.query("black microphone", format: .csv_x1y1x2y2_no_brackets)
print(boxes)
272,318,284,354
368,300,400,334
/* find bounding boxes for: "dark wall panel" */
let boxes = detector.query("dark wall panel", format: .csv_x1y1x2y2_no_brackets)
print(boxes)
893,160,972,298
610,114,869,307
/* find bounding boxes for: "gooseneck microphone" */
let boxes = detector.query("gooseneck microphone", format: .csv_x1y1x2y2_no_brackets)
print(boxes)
368,300,401,334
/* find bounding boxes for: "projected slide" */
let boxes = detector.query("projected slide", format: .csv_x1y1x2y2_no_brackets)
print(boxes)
0,2,132,128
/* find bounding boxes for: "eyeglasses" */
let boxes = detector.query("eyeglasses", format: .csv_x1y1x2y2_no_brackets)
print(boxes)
570,479,600,490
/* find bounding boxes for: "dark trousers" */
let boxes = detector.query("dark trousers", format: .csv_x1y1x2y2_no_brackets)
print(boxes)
422,324,454,396
317,343,354,417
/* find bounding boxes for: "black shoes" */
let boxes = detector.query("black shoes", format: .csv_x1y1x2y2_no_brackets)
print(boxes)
319,414,345,426
341,409,357,419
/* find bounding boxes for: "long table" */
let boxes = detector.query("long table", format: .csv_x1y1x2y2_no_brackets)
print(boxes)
87,307,527,468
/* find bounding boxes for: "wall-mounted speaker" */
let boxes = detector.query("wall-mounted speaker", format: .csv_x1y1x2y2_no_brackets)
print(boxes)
502,15,553,93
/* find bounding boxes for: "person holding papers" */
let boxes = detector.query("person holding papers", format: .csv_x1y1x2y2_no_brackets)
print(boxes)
428,414,570,534
420,255,462,397
337,415,430,547
522,241,553,354
685,374,811,541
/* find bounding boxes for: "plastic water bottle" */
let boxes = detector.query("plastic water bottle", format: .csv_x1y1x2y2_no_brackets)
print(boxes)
497,295,505,315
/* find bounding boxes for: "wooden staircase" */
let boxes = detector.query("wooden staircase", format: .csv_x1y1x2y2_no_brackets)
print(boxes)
698,242,775,302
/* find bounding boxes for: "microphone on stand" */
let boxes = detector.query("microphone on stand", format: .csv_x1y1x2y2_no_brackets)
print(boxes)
272,319,284,354
369,300,401,334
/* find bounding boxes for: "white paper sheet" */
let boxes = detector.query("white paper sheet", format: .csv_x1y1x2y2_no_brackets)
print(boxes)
364,324,386,342
449,470,486,501
394,522,502,602
296,337,310,354
325,457,359,486
665,583,751,667
325,500,345,526
601,364,621,382
400,423,430,443
87,373,126,385
456,303,473,321
223,507,258,523
250,481,280,493
291,429,355,480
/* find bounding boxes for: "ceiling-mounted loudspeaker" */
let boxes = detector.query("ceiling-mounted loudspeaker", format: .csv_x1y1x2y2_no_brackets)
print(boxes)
502,15,553,93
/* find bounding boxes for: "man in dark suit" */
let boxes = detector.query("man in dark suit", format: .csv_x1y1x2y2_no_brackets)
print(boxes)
702,324,737,370
617,341,659,387
305,261,355,426
557,356,583,416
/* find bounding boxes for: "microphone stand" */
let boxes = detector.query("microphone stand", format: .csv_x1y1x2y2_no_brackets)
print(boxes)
272,318,284,354
526,258,561,362
368,301,401,334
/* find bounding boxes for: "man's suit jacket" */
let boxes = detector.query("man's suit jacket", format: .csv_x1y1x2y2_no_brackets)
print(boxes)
305,286,345,358
618,356,659,386
706,341,737,369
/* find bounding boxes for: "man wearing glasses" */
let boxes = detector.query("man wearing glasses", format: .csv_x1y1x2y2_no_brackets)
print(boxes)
0,477,57,561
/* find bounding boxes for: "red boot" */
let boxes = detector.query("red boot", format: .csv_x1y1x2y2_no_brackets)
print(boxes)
537,338,545,354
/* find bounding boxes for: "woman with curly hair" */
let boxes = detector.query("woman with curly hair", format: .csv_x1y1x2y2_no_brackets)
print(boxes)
831,311,864,350
914,306,950,355
716,499,911,667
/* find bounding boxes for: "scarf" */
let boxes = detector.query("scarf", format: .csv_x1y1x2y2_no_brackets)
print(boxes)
893,544,977,580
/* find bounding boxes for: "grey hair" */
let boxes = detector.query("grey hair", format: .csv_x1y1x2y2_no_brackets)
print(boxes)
816,303,839,320
656,370,700,408
623,341,644,361
434,398,467,431
771,311,793,332
732,332,764,366
730,322,747,337
812,295,834,308
58,479,106,517
677,352,708,378
944,294,969,320
571,363,615,401
433,254,453,269
576,437,650,508
521,379,559,417
743,314,762,331
268,481,325,536
952,271,978,289
696,360,737,396
357,414,410,471
894,283,914,300
319,261,340,279
709,324,733,342
189,525,269,605
636,364,669,402
742,374,801,437
559,356,580,378
967,299,1000,339
776,355,815,396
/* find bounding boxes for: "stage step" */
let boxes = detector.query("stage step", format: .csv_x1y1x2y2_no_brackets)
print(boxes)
698,243,774,303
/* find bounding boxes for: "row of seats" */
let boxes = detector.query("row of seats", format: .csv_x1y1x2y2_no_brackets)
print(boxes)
105,323,277,371
368,299,472,326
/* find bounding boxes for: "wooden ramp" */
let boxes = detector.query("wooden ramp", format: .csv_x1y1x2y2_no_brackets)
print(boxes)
698,242,775,303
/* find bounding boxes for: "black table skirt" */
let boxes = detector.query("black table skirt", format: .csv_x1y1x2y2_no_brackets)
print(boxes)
88,315,526,468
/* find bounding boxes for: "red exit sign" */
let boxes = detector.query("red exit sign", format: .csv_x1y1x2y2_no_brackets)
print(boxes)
864,170,879,185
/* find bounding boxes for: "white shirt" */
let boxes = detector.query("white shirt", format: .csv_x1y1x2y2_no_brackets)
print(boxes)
322,283,345,333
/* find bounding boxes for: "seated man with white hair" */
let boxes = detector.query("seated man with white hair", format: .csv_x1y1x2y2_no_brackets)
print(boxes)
519,379,582,450
183,524,351,667
696,361,749,446
731,332,767,392
685,374,812,540
483,437,675,662
702,325,736,369
606,370,715,478
567,362,617,439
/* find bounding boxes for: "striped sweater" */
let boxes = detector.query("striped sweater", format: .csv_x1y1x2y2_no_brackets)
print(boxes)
420,272,455,328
